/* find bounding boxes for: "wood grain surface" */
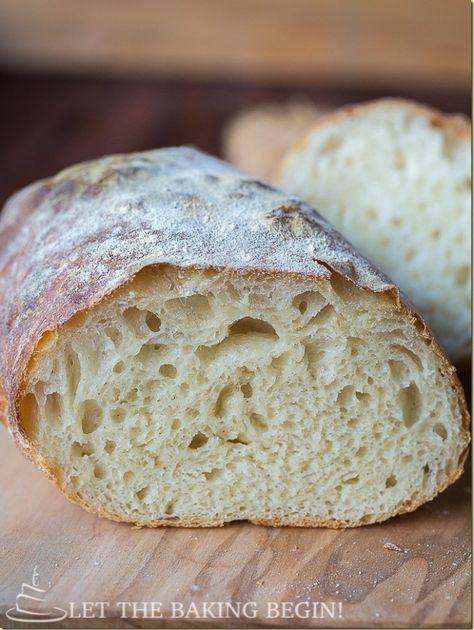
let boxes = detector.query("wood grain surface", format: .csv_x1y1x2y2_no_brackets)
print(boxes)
0,73,471,629
0,0,470,89
0,427,471,629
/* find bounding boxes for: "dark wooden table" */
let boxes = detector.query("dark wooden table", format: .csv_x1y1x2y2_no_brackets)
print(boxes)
0,72,470,207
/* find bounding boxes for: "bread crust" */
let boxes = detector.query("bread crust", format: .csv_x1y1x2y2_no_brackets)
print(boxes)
0,147,469,527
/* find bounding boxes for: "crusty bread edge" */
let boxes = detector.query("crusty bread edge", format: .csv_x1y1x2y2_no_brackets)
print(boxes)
8,260,470,529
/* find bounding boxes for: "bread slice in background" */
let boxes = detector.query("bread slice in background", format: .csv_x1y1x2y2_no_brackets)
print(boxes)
0,148,469,527
222,100,324,183
278,99,471,364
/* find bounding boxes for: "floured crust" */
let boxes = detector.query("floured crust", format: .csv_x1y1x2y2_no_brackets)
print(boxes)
0,147,469,527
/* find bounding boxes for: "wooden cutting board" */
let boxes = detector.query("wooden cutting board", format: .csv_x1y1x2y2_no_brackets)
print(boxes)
0,427,470,629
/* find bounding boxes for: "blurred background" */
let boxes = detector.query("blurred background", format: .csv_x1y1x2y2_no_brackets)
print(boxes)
0,0,470,205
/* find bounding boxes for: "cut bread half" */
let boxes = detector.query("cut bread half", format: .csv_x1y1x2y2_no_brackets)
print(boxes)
279,99,471,363
0,147,469,527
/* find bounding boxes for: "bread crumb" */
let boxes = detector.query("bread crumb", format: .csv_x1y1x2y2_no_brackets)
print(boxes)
384,542,407,553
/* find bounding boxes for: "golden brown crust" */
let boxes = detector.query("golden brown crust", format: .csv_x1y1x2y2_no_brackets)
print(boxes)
0,147,469,528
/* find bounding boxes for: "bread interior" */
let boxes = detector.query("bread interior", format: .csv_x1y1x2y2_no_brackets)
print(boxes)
21,265,465,525
280,105,471,361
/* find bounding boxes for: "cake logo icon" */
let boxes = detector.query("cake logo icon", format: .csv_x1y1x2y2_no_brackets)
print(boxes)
6,566,67,623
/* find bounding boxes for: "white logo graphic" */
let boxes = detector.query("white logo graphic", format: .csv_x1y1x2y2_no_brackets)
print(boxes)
6,566,67,623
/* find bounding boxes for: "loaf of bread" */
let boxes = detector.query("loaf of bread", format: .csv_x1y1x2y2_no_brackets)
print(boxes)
0,147,469,527
223,100,323,182
279,99,471,363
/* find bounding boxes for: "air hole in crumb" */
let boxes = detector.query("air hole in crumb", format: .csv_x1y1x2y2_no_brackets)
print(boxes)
343,474,359,485
348,337,363,356
227,436,250,445
240,383,253,398
337,385,354,407
385,475,397,488
45,393,61,423
204,468,222,481
137,344,163,363
214,384,233,417
80,400,103,434
309,304,336,327
145,311,161,332
423,464,430,475
164,294,211,319
390,344,422,371
136,487,149,501
454,265,469,286
355,391,370,403
171,419,181,430
183,294,212,317
189,432,208,449
104,440,116,454
71,442,94,457
94,464,105,479
250,413,267,433
271,351,290,370
292,291,325,318
160,364,177,378
398,382,421,428
433,423,447,440
123,307,143,332
319,135,342,154
123,471,134,482
304,342,325,366
388,359,405,381
113,361,125,374
355,446,367,457
111,407,126,424
228,317,278,338
125,388,138,402
105,327,122,345
165,501,175,515
65,348,81,397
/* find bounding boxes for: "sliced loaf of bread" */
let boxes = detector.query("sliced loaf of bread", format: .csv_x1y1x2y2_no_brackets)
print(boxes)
0,148,469,527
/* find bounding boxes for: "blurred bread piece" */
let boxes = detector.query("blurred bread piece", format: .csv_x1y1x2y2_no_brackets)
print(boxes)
222,100,324,182
279,99,471,364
